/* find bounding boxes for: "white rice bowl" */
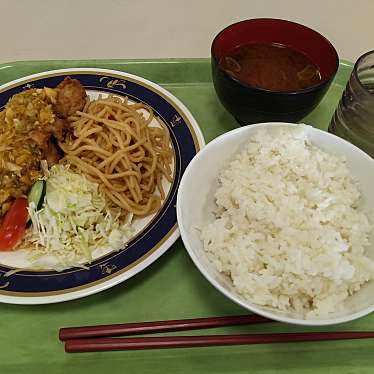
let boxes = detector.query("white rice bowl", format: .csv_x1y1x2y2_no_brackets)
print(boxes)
177,123,374,325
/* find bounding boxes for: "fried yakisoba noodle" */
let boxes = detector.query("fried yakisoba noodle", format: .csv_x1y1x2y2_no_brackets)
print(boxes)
59,95,174,218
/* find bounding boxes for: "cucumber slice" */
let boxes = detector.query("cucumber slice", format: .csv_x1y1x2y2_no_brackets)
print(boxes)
28,180,46,211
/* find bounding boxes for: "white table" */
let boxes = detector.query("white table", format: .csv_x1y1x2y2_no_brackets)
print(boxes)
0,0,372,64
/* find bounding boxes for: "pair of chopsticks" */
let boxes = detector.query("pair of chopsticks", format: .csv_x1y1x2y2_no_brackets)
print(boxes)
59,314,374,353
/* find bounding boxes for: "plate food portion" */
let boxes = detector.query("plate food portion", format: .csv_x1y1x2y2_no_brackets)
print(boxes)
0,68,204,303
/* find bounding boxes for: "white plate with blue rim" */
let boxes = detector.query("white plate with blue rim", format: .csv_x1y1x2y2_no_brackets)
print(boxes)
0,68,205,304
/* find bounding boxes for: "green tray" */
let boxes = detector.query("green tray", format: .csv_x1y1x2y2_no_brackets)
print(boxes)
2,59,374,374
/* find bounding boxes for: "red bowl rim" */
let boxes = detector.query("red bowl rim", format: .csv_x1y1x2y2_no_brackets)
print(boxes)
211,18,339,95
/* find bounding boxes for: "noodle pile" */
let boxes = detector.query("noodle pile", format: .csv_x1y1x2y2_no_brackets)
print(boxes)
59,95,174,218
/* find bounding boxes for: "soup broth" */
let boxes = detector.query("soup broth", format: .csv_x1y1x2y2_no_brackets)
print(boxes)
220,42,322,91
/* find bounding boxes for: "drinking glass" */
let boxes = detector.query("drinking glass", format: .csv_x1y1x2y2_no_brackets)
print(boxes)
329,50,374,157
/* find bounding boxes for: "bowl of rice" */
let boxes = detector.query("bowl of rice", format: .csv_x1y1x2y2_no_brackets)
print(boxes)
177,123,374,325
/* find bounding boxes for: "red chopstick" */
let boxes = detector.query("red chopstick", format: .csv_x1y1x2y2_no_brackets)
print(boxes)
60,315,374,353
64,331,374,353
59,314,271,341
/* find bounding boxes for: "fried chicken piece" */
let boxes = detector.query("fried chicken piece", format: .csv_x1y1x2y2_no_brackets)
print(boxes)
45,117,69,141
44,138,63,167
29,129,50,150
29,119,69,170
29,79,83,168
29,130,64,166
53,77,87,118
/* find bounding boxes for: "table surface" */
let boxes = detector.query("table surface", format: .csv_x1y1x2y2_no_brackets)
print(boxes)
3,58,374,374
0,0,373,64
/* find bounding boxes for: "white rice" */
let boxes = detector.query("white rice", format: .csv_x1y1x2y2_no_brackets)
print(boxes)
201,125,374,318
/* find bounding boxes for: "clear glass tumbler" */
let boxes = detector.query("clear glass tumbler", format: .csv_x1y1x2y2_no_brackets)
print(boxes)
329,50,374,157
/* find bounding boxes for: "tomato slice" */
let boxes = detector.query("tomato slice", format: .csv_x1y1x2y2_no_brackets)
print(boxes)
0,198,28,251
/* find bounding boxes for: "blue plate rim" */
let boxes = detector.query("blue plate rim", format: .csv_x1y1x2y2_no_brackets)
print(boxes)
0,68,205,304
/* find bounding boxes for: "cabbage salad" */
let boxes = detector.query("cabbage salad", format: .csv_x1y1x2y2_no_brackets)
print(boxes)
27,165,133,270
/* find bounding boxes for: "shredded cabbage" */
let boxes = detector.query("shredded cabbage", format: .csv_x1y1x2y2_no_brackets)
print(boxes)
27,165,133,270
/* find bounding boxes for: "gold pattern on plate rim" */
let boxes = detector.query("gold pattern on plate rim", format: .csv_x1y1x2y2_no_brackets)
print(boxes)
22,83,34,90
0,70,202,297
0,281,10,289
170,114,182,127
99,76,127,89
99,263,117,275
